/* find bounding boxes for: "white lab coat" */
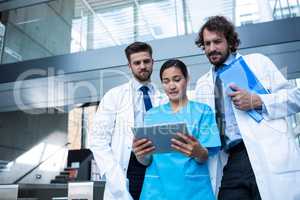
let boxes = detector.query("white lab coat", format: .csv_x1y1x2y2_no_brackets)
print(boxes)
195,53,300,200
89,79,164,200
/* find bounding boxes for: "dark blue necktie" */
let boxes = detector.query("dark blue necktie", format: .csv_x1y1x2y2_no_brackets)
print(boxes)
140,85,152,111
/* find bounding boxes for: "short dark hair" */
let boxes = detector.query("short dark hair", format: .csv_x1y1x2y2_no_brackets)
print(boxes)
125,41,153,62
160,59,188,81
195,16,240,52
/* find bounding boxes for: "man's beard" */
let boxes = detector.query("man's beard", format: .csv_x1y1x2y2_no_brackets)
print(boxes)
133,70,152,82
208,50,230,68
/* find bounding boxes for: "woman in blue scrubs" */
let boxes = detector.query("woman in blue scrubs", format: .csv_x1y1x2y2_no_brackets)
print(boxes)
133,59,220,200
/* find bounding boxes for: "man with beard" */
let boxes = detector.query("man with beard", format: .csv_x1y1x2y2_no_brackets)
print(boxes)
90,42,164,200
195,16,300,200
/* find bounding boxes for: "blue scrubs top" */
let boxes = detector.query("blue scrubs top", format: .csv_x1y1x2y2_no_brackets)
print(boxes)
140,101,220,200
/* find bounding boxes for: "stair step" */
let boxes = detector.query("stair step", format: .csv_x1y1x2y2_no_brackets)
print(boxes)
18,198,39,200
64,167,78,171
50,179,68,184
60,171,70,176
54,175,68,181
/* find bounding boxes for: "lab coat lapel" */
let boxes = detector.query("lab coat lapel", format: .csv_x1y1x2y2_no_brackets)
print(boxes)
197,69,215,109
126,81,135,139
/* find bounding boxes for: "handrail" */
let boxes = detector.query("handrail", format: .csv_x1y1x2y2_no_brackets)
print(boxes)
12,142,70,184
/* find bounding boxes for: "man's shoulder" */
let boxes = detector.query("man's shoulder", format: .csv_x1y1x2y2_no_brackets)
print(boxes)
103,82,131,99
242,53,270,63
108,82,130,92
242,53,276,72
243,52,262,58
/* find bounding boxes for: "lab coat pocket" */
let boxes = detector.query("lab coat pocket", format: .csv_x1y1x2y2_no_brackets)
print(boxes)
261,118,288,135
258,120,300,173
184,174,215,200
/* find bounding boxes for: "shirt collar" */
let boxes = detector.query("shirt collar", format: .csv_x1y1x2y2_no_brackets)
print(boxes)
131,77,154,93
223,52,238,66
214,52,241,73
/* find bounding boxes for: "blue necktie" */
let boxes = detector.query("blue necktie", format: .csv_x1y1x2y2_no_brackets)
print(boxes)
140,85,152,111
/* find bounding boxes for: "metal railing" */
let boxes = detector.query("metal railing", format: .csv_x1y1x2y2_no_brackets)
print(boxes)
273,0,300,19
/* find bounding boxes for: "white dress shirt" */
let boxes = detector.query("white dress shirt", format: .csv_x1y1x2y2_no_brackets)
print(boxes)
131,78,155,127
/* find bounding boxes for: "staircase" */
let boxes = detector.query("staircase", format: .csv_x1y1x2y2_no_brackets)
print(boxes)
50,167,77,184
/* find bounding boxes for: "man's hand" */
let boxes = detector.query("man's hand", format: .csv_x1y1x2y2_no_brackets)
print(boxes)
171,133,208,162
227,84,263,110
132,138,155,165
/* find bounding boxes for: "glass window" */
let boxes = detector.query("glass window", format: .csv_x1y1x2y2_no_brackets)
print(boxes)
137,0,184,40
71,16,88,53
272,0,300,19
1,1,73,64
0,22,4,63
186,0,234,33
92,5,134,49
0,0,299,64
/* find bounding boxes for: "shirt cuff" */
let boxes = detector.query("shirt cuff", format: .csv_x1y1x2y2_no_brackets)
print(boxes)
261,103,268,114
257,94,268,114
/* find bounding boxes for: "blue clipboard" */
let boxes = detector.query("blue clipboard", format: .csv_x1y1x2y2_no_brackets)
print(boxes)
218,56,269,123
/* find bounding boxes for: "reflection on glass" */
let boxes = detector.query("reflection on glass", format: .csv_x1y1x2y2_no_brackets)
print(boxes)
273,0,300,19
71,16,88,53
186,0,234,33
138,0,184,40
0,0,299,64
2,1,73,64
16,142,45,165
39,143,68,171
92,6,133,49
0,22,4,63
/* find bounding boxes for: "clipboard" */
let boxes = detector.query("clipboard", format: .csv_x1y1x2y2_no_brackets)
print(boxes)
132,123,189,153
218,57,269,123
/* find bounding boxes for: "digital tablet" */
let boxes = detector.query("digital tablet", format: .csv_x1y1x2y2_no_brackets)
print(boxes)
132,123,189,153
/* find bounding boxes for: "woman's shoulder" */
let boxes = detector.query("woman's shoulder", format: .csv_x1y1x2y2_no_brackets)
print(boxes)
188,101,213,112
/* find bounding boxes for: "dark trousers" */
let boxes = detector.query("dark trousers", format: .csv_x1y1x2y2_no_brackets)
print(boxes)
127,152,146,200
218,142,262,200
